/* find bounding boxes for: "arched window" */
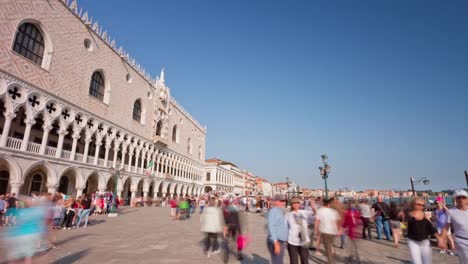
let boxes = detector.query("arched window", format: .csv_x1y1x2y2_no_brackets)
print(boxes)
132,100,141,122
198,146,202,160
89,71,105,101
187,138,192,154
172,125,179,143
30,174,43,194
155,121,162,136
13,23,45,66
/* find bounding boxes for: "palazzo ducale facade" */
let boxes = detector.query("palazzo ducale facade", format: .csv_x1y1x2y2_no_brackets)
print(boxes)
0,0,236,200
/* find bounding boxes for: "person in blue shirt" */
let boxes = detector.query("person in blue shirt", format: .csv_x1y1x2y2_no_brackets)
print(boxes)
267,195,288,264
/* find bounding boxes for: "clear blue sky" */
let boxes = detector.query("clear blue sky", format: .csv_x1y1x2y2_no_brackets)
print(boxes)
79,0,468,191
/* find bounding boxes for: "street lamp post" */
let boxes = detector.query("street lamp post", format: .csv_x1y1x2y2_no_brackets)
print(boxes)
109,167,125,216
410,177,430,197
319,154,331,200
286,177,290,207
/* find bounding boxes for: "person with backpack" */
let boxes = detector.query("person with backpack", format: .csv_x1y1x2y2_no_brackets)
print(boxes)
371,195,391,240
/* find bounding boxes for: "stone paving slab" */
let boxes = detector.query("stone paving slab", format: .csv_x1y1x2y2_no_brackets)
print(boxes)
0,207,459,263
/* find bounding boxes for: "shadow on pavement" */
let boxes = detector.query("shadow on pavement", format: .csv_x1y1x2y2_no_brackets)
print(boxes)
118,209,138,215
241,253,269,264
386,256,412,264
51,249,90,264
55,234,92,246
89,219,106,226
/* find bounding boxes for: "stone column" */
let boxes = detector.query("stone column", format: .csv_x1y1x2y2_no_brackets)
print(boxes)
120,149,127,170
139,152,146,174
55,128,68,158
151,154,156,174
82,137,92,163
76,188,84,197
0,112,15,147
20,119,35,151
93,138,103,165
103,142,111,167
134,152,140,173
69,133,80,161
112,146,119,168
143,191,148,198
39,125,52,155
47,184,57,195
9,183,21,195
127,152,134,172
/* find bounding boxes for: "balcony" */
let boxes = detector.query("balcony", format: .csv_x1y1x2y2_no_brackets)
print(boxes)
153,135,168,145
1,134,201,185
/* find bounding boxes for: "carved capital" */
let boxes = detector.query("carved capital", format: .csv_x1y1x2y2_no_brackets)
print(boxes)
43,125,53,131
3,112,16,120
58,129,68,136
24,118,36,126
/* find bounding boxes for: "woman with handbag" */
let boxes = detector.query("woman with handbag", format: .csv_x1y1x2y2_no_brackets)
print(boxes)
286,197,309,264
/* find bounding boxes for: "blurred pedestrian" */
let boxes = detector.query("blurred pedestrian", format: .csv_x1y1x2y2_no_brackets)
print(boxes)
439,189,468,264
342,201,361,263
3,196,47,263
222,200,243,262
286,197,309,264
389,201,404,248
315,198,341,264
372,195,391,241
406,197,441,264
358,199,373,240
5,193,19,226
267,195,288,264
434,199,455,255
201,198,224,258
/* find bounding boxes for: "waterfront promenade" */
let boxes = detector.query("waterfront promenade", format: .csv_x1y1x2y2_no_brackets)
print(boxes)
0,206,457,264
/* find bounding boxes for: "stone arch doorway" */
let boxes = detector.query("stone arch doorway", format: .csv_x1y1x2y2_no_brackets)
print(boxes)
58,171,77,196
122,177,132,201
0,170,9,195
106,176,116,193
166,183,172,198
21,166,49,195
148,181,154,198
137,179,144,197
83,174,99,194
204,186,213,194
157,182,163,198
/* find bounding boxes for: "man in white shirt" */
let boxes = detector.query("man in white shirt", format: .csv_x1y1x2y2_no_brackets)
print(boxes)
440,189,468,264
315,198,341,264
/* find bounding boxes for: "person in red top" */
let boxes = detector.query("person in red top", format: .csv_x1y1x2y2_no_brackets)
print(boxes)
342,201,361,263
170,198,177,219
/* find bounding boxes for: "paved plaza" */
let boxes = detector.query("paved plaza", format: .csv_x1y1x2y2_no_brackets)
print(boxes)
1,207,459,264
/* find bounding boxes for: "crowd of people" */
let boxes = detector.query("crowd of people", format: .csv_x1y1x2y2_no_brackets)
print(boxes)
1,189,466,264
0,190,121,263
265,189,468,264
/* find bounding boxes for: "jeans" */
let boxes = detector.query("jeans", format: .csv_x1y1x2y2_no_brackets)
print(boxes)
407,239,431,264
375,216,391,240
77,209,91,227
340,234,346,248
200,206,205,214
267,240,286,264
287,243,309,264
